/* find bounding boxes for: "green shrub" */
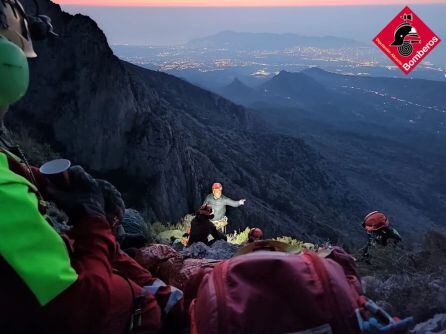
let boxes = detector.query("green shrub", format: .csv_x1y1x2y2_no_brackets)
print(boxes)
274,236,305,252
227,227,251,245
10,126,59,165
151,217,192,244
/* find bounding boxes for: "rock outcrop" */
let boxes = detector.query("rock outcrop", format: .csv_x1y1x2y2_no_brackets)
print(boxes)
360,230,446,323
411,314,446,334
182,240,239,260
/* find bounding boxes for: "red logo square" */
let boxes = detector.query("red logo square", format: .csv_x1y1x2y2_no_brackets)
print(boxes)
373,6,441,75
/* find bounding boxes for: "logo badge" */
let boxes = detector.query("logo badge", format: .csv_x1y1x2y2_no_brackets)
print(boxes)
373,6,441,74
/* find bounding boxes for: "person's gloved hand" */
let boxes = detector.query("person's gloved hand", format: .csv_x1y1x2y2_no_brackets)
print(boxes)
46,166,105,223
96,179,125,230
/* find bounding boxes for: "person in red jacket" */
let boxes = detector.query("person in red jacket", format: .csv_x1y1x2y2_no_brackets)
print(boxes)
0,1,161,333
97,179,186,332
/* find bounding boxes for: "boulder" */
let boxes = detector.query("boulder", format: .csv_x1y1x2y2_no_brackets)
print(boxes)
411,314,446,334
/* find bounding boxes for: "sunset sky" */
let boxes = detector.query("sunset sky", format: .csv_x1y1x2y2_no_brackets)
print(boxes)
59,1,446,46
54,0,446,7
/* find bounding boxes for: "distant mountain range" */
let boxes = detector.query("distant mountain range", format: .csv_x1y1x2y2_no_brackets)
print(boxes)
221,70,333,108
186,31,366,50
220,69,446,140
219,69,446,238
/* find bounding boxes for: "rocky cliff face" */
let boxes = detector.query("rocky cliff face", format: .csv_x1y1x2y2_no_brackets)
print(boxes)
8,0,366,244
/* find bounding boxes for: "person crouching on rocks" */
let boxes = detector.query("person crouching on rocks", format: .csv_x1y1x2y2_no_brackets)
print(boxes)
203,182,245,233
248,228,263,243
187,204,227,246
360,211,402,264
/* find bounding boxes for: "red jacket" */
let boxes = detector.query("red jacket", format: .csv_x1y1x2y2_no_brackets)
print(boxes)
113,244,186,331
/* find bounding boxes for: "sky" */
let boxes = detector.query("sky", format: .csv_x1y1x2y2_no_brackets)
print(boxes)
54,0,446,6
59,3,446,46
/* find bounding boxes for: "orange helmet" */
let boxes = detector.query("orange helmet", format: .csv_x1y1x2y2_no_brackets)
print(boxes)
248,228,263,242
363,211,390,232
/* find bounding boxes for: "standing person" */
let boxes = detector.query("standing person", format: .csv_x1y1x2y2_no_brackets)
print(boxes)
187,204,227,246
203,182,246,233
0,2,161,333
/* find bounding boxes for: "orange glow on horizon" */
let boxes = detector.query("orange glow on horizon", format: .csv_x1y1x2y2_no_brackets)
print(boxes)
54,0,446,7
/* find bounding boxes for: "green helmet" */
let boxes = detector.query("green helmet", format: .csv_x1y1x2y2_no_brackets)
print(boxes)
0,0,33,108
0,36,29,108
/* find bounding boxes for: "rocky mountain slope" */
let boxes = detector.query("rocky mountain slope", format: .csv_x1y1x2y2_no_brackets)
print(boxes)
219,69,446,240
8,0,367,244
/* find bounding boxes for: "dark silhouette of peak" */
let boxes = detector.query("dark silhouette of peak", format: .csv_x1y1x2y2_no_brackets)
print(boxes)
258,71,330,105
186,31,365,50
301,67,331,76
228,77,248,88
266,70,320,85
218,78,257,106
277,70,292,76
270,70,313,82
302,66,446,110
220,70,335,108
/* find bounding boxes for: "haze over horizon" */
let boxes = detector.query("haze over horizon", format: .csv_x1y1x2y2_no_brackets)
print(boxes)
54,0,446,6
59,3,446,46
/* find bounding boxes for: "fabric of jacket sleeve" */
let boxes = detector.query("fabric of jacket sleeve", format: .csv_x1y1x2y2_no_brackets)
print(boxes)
223,196,241,207
113,243,156,287
0,152,78,306
68,214,117,286
114,243,185,321
0,149,47,197
43,216,162,334
40,215,120,332
29,166,49,196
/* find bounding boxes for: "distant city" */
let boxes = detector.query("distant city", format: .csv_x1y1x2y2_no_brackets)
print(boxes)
112,31,446,91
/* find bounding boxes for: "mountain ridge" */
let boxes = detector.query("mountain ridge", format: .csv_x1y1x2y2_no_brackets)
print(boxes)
187,30,366,50
218,68,446,238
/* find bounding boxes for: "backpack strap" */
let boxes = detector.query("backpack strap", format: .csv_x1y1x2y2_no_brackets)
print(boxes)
304,252,353,331
114,270,144,334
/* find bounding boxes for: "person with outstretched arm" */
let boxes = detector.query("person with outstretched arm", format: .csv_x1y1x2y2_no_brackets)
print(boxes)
203,182,246,233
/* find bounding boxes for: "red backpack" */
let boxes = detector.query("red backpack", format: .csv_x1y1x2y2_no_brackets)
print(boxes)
188,246,411,334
